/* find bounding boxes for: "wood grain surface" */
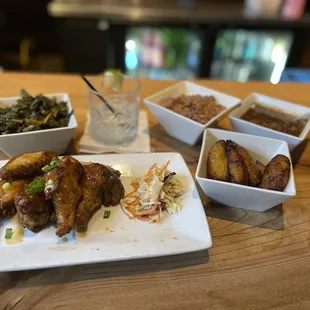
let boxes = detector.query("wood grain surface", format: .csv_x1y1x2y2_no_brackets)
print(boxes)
0,73,310,310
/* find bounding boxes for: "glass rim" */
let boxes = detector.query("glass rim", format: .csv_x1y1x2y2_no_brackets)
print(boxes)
88,73,141,98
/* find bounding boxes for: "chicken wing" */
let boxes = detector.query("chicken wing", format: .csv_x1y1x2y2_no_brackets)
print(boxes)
0,179,30,220
44,156,84,237
0,151,57,181
76,163,124,230
15,189,52,233
76,163,106,230
101,165,125,206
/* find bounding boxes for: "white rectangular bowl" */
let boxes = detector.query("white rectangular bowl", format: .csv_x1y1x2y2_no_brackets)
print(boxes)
0,152,212,272
229,93,310,151
196,129,296,212
0,93,77,158
144,81,240,145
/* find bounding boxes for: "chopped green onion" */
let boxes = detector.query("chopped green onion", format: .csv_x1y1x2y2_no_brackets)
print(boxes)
103,210,111,219
50,157,60,168
2,182,11,193
44,179,55,194
42,165,51,173
5,228,13,239
25,177,45,194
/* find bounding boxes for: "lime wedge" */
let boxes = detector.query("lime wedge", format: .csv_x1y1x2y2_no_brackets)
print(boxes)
104,69,124,90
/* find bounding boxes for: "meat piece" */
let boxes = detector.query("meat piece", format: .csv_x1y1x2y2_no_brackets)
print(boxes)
76,163,124,230
44,156,84,237
0,179,30,220
76,163,106,230
260,155,291,191
0,151,57,181
15,190,52,233
234,142,262,187
101,165,124,206
225,140,248,185
207,140,229,182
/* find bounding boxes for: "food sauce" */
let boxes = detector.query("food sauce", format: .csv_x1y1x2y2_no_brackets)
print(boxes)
241,104,307,137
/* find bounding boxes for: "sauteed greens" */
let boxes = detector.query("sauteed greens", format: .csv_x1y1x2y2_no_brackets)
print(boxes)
0,89,71,135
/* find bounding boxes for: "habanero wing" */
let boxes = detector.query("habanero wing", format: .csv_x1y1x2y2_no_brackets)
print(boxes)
76,163,124,231
44,156,84,237
0,151,57,181
15,189,52,233
0,179,30,220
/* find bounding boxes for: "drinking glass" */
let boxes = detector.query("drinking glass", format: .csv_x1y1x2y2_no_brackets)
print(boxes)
87,74,141,145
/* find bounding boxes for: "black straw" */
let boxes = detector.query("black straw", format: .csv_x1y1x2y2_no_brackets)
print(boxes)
81,76,116,114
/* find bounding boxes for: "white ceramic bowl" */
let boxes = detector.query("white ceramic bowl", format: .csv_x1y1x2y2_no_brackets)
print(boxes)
144,81,240,145
0,93,77,158
229,93,310,151
196,129,296,212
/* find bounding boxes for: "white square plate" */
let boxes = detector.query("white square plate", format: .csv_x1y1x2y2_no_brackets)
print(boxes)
196,129,296,212
229,93,310,151
144,81,240,145
0,152,211,272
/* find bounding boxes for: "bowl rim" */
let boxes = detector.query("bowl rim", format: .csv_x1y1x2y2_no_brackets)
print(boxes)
228,92,310,141
144,81,241,129
0,92,77,138
195,128,296,197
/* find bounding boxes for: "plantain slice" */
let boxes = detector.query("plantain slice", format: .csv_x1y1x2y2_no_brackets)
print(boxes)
225,140,248,185
260,154,290,191
207,140,229,182
234,143,262,187
255,160,266,175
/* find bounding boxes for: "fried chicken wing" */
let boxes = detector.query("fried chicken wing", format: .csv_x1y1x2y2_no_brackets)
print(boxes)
76,163,124,230
15,190,52,233
0,179,30,220
76,163,106,230
207,140,229,182
44,156,84,237
0,151,57,181
260,155,290,191
226,140,248,185
234,142,262,187
101,165,125,206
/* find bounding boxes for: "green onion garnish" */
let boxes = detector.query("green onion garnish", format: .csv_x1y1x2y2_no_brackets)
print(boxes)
25,177,45,195
2,182,11,193
42,165,51,173
50,157,60,168
5,228,13,239
103,210,111,219
44,179,55,194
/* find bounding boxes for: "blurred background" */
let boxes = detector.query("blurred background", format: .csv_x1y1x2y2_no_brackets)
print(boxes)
1,0,310,83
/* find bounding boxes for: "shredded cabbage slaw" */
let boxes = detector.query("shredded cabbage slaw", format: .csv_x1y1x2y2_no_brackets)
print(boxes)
120,161,185,223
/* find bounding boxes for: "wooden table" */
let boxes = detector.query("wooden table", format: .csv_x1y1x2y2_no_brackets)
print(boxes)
0,73,310,310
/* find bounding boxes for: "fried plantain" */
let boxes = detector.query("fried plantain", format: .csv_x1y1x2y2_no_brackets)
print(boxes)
234,143,262,187
207,140,229,182
255,160,266,175
260,154,290,191
225,140,248,185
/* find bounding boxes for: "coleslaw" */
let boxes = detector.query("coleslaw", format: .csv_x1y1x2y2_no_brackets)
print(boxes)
121,161,185,223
